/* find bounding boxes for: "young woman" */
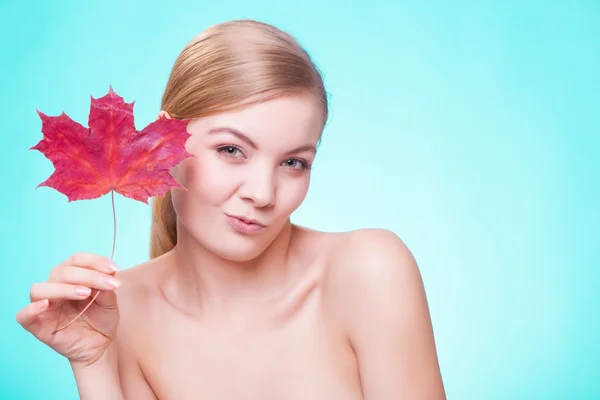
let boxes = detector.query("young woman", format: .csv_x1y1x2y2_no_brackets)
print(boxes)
17,19,446,399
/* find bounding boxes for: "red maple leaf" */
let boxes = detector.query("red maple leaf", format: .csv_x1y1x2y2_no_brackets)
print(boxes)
30,87,193,334
31,86,193,204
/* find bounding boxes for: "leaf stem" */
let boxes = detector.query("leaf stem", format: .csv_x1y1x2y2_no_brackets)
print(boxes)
52,190,117,335
111,189,116,259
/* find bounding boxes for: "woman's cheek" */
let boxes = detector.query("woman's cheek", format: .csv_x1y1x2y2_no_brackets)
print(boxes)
170,155,203,189
194,158,241,200
280,178,310,212
183,156,215,189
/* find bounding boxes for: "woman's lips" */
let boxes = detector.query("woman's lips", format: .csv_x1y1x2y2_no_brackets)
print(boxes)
225,214,265,234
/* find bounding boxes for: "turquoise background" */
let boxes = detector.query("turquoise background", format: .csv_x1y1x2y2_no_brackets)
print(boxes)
2,0,598,398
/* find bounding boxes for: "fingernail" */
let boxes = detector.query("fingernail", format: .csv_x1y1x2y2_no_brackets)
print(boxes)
107,262,118,272
105,277,121,288
39,299,49,309
76,287,91,296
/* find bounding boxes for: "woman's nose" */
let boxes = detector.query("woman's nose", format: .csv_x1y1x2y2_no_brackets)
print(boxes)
238,167,276,208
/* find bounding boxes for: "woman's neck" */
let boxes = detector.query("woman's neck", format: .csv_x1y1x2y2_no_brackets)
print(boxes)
164,220,301,319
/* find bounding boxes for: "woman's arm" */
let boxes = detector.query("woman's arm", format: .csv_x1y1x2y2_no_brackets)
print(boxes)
116,339,158,400
70,344,124,400
70,337,158,399
328,229,446,399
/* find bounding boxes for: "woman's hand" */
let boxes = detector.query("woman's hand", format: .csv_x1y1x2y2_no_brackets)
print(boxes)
16,252,121,368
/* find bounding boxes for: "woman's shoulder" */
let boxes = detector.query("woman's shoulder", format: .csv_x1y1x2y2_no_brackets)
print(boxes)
322,227,418,279
316,228,444,396
316,227,425,319
295,225,420,292
313,228,415,273
112,255,167,323
114,255,162,288
297,226,416,272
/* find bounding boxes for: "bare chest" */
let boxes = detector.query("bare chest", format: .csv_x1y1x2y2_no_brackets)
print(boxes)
136,292,362,400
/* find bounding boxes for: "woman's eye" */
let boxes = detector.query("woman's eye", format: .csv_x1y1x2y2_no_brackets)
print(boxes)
216,147,309,170
282,158,309,170
217,145,244,157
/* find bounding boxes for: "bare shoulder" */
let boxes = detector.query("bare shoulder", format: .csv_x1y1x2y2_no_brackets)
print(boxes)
318,227,425,324
109,254,170,348
110,257,167,398
323,228,420,294
321,228,446,398
113,257,163,313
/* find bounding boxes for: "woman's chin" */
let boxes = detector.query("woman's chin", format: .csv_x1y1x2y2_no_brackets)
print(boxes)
216,248,266,263
209,235,271,262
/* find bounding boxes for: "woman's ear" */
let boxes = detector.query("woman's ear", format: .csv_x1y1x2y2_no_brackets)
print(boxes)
158,110,172,119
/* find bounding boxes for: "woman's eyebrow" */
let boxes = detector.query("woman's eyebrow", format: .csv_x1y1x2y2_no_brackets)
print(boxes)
207,126,317,155
285,144,316,155
208,127,257,149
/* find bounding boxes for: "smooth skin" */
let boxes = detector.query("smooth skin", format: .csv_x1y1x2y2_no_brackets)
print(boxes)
17,92,446,399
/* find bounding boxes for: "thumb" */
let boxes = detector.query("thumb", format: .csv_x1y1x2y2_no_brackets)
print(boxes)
16,299,49,334
92,289,118,310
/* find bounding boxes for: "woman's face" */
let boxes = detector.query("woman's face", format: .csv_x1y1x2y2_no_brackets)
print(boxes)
170,92,324,261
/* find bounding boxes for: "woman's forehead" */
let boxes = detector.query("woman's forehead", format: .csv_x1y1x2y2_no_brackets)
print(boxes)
187,95,323,146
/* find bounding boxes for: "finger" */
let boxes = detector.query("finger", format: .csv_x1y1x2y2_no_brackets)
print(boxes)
94,270,123,309
48,266,121,291
93,287,118,310
158,110,172,119
16,299,49,331
56,252,118,275
29,282,93,303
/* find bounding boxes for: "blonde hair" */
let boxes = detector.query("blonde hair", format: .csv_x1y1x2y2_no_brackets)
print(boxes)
150,19,329,259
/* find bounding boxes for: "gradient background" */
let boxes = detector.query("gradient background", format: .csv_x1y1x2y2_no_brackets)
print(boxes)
1,0,598,399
